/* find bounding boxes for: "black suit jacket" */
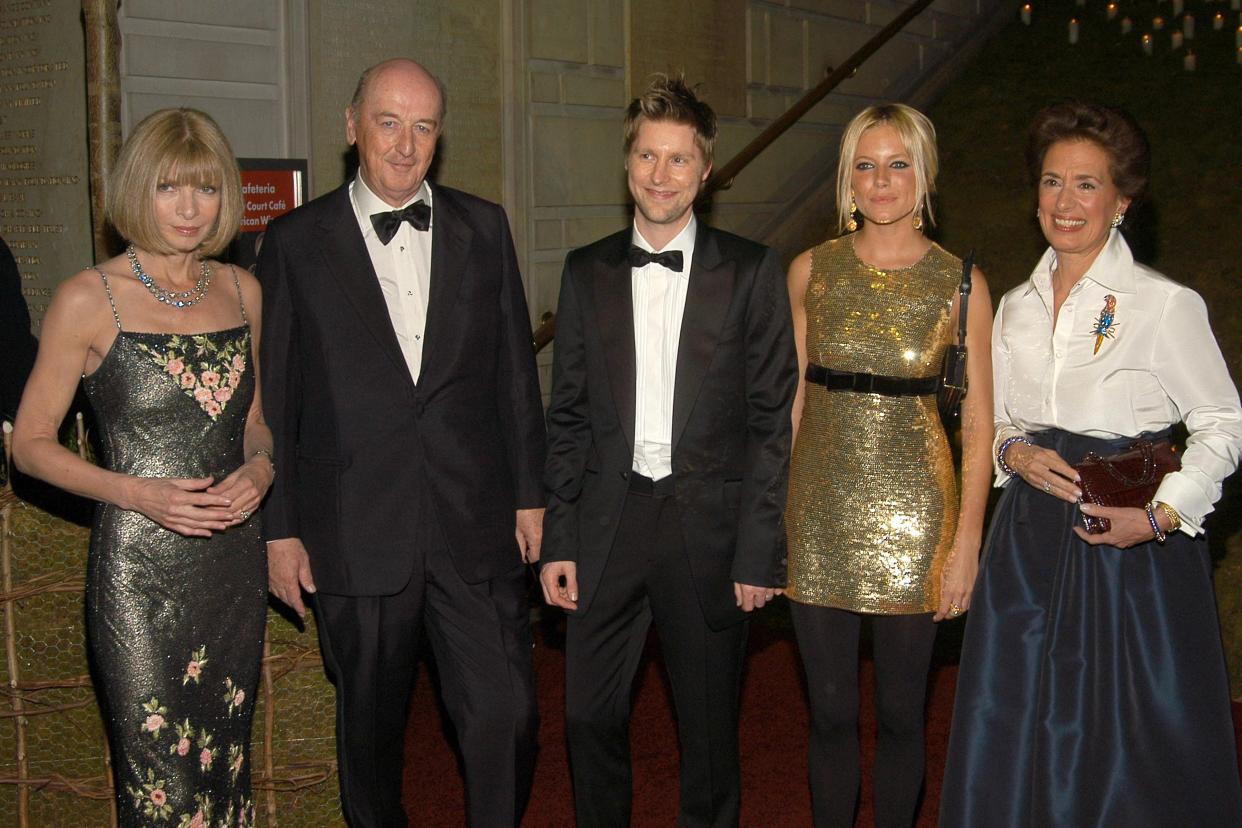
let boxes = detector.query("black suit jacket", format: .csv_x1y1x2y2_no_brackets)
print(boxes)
258,182,545,593
542,224,797,630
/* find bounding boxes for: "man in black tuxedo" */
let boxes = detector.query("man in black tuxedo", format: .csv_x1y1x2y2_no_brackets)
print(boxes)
258,58,545,827
540,75,797,826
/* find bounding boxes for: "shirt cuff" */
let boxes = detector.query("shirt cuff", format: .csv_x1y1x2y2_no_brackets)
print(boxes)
1153,471,1210,536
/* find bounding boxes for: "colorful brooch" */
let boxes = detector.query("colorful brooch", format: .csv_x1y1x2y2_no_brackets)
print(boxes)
1090,294,1117,354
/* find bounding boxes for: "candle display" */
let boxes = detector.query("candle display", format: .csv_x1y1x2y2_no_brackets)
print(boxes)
1021,3,1031,25
1183,15,1194,39
1143,34,1154,55
1216,13,1226,31
1172,0,1183,17
1154,16,1165,30
1184,51,1196,72
1069,18,1079,44
1171,30,1183,50
1107,3,1118,20
1122,16,1133,34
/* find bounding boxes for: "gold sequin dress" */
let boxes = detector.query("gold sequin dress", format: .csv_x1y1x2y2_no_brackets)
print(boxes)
786,237,960,614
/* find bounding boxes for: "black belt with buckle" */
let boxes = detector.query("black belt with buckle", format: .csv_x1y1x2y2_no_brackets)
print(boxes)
805,363,939,397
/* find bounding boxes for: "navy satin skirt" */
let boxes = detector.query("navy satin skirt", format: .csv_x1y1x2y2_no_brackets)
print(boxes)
940,429,1242,827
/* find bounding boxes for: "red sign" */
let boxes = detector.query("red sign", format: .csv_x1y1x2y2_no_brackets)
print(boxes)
239,169,303,232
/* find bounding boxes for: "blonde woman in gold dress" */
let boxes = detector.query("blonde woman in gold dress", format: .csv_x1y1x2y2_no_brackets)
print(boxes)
785,103,993,827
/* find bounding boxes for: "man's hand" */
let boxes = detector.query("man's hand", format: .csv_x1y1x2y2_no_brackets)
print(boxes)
734,582,780,612
268,537,316,619
515,507,544,564
539,561,578,610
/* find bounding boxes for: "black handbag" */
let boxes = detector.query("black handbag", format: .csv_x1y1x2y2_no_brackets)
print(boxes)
938,250,974,421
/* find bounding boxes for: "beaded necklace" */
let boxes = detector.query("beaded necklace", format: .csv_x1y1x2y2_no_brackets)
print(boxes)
127,244,211,309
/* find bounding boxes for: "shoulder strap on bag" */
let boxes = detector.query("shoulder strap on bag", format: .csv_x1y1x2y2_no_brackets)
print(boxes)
956,250,974,346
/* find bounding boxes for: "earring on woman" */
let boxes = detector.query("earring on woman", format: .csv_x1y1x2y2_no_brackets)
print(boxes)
913,211,923,231
1110,212,1124,228
846,194,859,233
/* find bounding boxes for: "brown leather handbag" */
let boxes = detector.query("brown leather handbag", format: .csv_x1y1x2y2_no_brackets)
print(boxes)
1074,439,1181,533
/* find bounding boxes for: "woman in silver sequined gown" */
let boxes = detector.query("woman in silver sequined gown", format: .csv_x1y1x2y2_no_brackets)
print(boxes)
784,105,993,827
13,109,272,826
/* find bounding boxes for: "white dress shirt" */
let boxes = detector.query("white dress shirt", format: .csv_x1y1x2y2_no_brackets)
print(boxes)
350,176,434,383
631,216,697,480
992,229,1242,534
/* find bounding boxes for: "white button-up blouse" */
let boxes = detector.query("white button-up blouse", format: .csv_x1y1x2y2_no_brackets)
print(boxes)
992,230,1242,534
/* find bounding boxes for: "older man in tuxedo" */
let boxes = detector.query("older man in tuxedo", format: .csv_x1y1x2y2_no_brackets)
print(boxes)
259,58,545,827
540,75,798,826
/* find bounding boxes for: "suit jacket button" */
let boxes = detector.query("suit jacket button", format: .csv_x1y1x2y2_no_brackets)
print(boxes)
620,471,629,480
413,400,425,416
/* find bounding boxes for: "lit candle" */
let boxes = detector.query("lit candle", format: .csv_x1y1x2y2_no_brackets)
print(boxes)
1021,3,1032,25
1153,16,1165,30
1121,17,1133,34
1184,51,1196,72
1216,13,1226,31
1171,30,1183,49
1069,18,1079,44
1142,34,1153,55
1172,0,1183,17
1238,25,1242,47
1107,2,1118,19
1183,15,1194,39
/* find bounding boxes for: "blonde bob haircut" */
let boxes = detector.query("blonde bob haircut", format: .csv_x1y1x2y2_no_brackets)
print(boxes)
106,108,243,257
835,103,939,235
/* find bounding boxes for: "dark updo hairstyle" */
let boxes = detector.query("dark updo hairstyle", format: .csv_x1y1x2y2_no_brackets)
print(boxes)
1026,100,1150,208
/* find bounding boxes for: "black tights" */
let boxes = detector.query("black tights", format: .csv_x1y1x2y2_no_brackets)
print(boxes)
790,603,937,828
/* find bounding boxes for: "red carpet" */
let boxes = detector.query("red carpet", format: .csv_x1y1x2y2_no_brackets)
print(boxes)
403,618,1242,826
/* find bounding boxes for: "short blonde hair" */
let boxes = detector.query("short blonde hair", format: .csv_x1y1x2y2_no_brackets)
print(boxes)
107,108,243,257
835,103,939,234
623,73,717,168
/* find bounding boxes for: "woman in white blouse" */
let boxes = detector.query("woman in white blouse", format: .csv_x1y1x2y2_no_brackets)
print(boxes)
939,101,1242,826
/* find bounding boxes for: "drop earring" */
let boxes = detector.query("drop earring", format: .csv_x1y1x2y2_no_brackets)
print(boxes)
846,194,859,233
1110,211,1124,228
913,211,923,231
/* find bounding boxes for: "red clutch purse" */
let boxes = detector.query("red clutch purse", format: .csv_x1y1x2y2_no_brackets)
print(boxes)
1073,439,1180,533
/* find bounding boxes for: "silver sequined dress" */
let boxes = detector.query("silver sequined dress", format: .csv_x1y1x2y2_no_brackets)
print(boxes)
84,271,265,825
785,237,960,614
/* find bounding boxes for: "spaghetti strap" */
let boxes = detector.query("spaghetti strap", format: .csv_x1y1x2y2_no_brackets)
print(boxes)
95,268,122,330
229,265,248,326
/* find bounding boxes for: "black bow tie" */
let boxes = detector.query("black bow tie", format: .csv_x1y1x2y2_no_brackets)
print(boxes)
370,200,431,244
627,245,684,272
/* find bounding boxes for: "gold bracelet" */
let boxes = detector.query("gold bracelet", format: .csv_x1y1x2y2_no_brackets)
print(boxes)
1155,501,1182,534
250,448,275,478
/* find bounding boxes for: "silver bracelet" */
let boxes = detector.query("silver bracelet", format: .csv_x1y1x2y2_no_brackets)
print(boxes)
996,435,1031,477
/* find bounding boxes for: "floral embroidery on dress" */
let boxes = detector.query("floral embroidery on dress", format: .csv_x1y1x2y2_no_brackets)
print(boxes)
198,730,217,772
184,645,209,685
133,332,250,420
222,677,246,716
227,743,245,783
178,793,212,828
170,719,195,757
129,767,174,821
142,697,170,738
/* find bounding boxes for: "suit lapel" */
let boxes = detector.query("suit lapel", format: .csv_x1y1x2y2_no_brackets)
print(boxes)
593,233,637,455
315,185,414,390
672,224,734,451
421,186,473,378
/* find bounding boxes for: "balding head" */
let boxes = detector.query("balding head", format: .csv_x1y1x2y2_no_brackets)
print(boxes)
345,58,445,207
349,58,446,125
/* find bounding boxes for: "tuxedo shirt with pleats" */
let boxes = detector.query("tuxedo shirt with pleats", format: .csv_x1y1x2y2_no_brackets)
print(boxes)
350,176,433,383
630,216,696,481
